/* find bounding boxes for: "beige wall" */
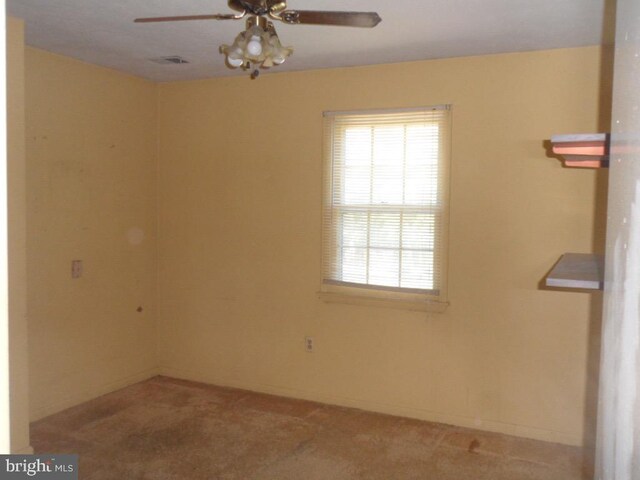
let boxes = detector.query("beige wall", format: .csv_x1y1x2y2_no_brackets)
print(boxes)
157,47,609,446
19,43,607,446
25,48,159,420
8,17,31,454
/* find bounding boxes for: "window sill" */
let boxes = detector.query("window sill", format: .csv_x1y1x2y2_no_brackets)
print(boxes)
317,291,449,313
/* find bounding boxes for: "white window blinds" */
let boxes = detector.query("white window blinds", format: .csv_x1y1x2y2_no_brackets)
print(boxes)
322,106,451,302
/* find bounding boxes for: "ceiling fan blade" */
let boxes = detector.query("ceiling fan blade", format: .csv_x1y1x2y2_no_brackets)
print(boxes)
279,10,381,28
134,13,242,23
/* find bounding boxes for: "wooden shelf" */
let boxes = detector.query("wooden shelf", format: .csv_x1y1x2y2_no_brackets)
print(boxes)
545,136,607,291
551,133,609,168
546,253,604,290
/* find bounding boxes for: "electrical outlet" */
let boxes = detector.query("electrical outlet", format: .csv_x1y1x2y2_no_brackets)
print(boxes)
305,336,314,353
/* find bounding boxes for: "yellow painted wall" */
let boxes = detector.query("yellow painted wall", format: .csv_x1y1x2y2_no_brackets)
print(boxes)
25,48,159,420
7,17,31,454
20,44,607,446
158,47,609,446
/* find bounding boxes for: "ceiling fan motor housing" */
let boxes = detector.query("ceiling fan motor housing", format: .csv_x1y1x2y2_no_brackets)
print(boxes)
228,0,286,16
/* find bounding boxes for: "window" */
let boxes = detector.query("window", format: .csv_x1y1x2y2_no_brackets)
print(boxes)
321,106,451,311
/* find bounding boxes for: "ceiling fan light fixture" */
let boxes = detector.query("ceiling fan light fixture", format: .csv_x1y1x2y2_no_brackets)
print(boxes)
246,34,263,56
267,31,291,65
136,2,380,78
220,16,293,72
226,55,245,68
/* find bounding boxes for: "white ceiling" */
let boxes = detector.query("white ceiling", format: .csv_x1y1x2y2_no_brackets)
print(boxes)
7,0,611,82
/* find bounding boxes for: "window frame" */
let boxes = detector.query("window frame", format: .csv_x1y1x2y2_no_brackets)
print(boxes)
319,106,452,312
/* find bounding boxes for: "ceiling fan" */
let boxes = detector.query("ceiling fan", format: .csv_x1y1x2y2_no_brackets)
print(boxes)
135,0,382,78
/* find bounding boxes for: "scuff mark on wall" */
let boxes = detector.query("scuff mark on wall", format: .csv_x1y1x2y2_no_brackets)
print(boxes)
127,227,145,245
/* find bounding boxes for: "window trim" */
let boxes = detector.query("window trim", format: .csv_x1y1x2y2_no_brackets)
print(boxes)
320,105,452,312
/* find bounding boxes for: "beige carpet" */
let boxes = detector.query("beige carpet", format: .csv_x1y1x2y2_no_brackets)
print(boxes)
31,376,592,479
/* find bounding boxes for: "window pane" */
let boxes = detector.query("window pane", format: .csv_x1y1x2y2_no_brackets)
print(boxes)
343,166,370,204
341,247,367,284
405,164,439,205
373,125,404,165
406,124,439,166
341,212,368,248
401,250,434,290
370,213,400,248
372,165,403,204
369,248,400,287
344,127,372,166
402,214,436,250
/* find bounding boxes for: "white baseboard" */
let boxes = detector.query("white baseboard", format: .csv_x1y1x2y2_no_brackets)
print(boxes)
31,367,160,422
159,366,582,447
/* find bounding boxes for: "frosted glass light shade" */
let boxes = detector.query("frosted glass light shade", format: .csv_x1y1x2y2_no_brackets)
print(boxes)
246,35,263,56
220,21,293,71
227,57,244,67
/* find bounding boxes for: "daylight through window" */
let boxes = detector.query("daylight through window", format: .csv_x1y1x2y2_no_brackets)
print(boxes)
322,106,451,305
